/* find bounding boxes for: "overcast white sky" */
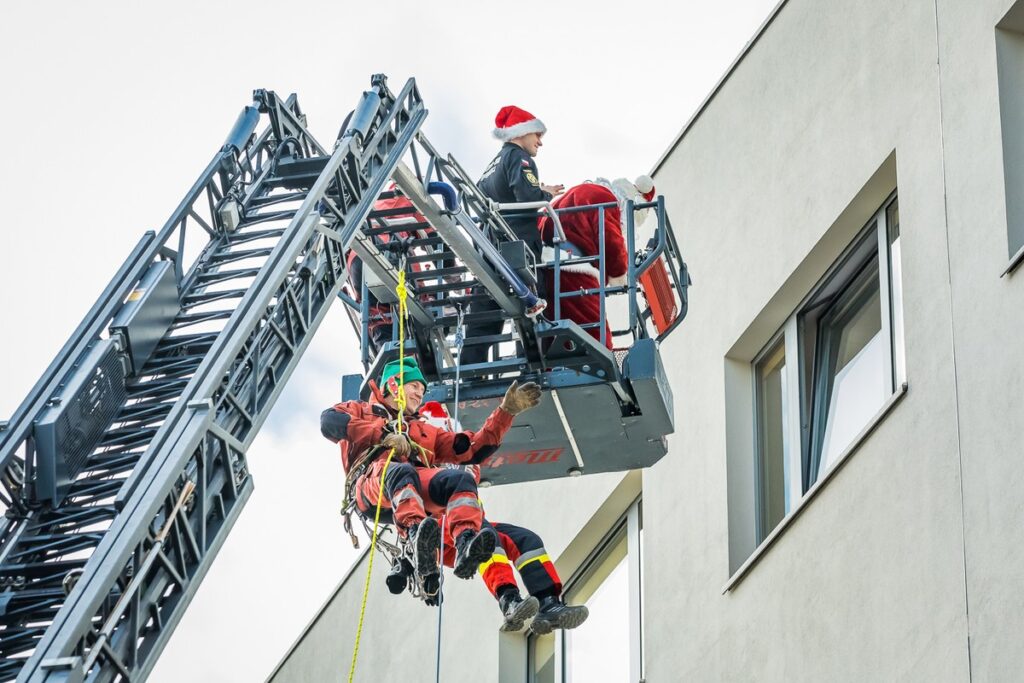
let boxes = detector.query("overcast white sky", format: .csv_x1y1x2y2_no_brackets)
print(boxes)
0,1,778,680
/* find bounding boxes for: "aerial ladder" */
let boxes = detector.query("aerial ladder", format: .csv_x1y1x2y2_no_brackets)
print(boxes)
0,75,688,682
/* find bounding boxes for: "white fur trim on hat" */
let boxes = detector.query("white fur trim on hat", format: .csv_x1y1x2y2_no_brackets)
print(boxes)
634,175,654,195
593,177,653,227
610,177,640,203
493,118,547,142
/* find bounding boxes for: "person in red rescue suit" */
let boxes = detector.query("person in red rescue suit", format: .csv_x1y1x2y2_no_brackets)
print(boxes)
417,402,590,633
539,176,656,349
319,357,543,586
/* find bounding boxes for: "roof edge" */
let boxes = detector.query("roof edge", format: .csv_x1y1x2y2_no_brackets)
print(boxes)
649,0,792,177
265,547,370,682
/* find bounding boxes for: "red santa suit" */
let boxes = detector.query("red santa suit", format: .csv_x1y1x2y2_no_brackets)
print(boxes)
539,183,629,349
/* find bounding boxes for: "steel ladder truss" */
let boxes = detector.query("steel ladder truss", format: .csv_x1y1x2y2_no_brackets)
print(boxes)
339,139,615,391
342,139,691,407
336,134,691,486
0,76,429,682
333,145,551,383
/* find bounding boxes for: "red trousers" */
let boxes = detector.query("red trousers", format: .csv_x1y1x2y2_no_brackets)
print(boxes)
356,461,482,540
440,521,562,598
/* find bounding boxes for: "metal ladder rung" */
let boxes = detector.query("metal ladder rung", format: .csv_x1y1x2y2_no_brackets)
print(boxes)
408,235,445,248
171,309,234,327
415,279,478,296
407,266,465,280
221,227,286,245
208,246,274,265
436,293,493,307
434,309,509,326
194,267,262,285
440,357,524,377
407,250,456,264
458,333,517,346
182,288,249,307
364,222,432,237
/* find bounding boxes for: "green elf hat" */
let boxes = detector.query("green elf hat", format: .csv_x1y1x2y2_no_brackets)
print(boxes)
380,357,427,397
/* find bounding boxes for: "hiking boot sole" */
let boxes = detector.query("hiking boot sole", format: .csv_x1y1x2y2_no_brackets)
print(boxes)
413,517,441,578
530,604,590,635
500,595,540,632
453,528,497,579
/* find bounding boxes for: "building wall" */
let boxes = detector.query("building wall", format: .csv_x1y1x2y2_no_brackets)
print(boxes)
272,0,1024,680
648,0,964,677
270,472,635,683
933,0,1024,679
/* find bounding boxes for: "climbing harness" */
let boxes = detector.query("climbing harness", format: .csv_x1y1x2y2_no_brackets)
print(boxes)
347,260,474,683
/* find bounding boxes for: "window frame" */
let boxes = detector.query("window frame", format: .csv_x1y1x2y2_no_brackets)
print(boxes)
751,191,904,545
527,498,644,683
752,334,792,541
996,4,1024,274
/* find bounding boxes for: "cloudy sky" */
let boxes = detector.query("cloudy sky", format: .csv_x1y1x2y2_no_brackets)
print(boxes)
0,1,778,679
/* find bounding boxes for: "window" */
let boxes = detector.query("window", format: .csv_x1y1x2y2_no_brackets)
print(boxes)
997,3,1024,270
753,193,904,543
754,339,792,539
528,500,644,683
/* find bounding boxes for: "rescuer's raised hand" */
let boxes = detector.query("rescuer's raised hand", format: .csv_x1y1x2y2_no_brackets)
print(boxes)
500,381,542,416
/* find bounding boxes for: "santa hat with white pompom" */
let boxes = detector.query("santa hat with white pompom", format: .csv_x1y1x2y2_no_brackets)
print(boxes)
593,175,657,225
609,175,656,203
492,105,547,142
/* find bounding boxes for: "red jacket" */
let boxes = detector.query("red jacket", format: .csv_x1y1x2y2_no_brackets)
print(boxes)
321,398,514,472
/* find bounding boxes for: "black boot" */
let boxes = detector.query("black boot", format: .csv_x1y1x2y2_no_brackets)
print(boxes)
453,527,497,579
407,517,441,580
386,557,414,595
497,588,540,632
530,595,589,635
422,573,442,607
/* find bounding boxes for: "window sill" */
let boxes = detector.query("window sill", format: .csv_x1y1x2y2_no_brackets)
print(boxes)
722,382,909,594
1001,243,1024,277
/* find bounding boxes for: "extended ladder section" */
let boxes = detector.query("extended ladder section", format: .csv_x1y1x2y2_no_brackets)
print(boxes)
0,76,433,682
0,74,689,682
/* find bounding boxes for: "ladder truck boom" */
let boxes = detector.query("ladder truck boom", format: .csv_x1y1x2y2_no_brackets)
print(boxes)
0,77,428,682
0,74,689,682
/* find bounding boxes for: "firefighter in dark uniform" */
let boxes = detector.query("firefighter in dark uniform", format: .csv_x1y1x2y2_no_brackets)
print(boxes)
464,105,564,366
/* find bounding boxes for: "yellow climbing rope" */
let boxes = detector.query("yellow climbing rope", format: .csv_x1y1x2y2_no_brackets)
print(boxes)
347,447,395,683
348,268,410,683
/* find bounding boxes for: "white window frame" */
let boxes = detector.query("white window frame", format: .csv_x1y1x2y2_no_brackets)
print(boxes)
752,191,905,544
527,498,644,683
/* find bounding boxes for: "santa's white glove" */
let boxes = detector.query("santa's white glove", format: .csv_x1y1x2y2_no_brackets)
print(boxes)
608,274,628,287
